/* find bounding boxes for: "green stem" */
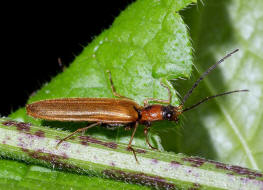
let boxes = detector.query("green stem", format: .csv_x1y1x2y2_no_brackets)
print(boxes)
0,118,262,190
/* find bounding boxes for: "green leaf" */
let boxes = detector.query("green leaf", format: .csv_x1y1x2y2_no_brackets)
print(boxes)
178,0,263,171
10,0,193,151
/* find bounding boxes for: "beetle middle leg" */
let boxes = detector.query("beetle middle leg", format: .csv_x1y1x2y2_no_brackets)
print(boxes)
127,121,139,163
106,70,129,99
143,82,172,106
57,122,101,147
144,127,157,150
124,125,132,131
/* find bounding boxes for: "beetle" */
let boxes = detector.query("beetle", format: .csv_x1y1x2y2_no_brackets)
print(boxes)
26,49,248,162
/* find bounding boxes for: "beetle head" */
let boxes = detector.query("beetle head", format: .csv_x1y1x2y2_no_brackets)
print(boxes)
162,105,182,121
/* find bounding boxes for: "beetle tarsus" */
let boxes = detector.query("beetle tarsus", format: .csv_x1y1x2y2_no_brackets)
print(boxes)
127,146,139,164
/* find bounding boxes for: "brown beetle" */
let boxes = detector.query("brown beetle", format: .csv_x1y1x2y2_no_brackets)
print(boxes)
26,49,248,162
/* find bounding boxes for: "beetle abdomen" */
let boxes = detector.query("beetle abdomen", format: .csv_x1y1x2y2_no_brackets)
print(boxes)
26,98,141,123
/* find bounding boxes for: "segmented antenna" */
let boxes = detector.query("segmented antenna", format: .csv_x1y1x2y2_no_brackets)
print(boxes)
181,49,239,106
182,89,249,112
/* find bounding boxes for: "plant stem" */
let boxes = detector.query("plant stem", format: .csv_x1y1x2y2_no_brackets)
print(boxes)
0,118,262,190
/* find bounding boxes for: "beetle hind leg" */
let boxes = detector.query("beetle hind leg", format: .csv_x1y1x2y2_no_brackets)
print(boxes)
56,122,101,147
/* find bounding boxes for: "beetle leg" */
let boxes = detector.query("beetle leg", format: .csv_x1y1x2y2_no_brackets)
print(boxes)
125,125,132,131
127,122,139,163
144,127,157,150
143,98,169,107
143,82,171,106
106,70,129,99
161,82,172,104
57,122,101,147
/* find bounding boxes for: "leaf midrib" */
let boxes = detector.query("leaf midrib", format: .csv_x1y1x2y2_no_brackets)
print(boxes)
204,75,259,170
190,1,259,170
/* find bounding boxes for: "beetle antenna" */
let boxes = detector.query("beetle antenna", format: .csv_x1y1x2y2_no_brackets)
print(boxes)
182,89,248,112
181,49,239,106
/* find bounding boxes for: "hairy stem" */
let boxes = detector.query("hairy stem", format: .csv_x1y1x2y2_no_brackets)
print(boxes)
0,118,262,189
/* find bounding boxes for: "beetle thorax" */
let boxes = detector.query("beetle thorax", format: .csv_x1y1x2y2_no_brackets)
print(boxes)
139,104,182,124
139,105,163,123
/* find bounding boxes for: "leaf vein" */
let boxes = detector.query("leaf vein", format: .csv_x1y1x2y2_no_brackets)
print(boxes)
204,75,259,170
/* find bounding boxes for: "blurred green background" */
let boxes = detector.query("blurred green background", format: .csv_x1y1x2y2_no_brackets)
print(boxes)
178,0,263,170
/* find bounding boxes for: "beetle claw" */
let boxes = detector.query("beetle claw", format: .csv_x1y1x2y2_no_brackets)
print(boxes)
127,146,139,164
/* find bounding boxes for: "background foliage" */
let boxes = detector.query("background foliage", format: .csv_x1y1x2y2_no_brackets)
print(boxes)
178,0,263,170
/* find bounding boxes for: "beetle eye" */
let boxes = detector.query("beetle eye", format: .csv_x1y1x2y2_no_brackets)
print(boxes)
165,112,173,120
162,105,175,120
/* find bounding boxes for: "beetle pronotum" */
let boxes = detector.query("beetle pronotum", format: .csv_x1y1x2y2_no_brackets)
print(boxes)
26,49,248,162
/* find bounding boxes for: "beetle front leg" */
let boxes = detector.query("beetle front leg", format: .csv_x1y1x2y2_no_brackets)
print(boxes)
106,70,129,99
143,82,172,106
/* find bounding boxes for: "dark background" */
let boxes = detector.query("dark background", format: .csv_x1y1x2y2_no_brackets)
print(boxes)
1,2,134,116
